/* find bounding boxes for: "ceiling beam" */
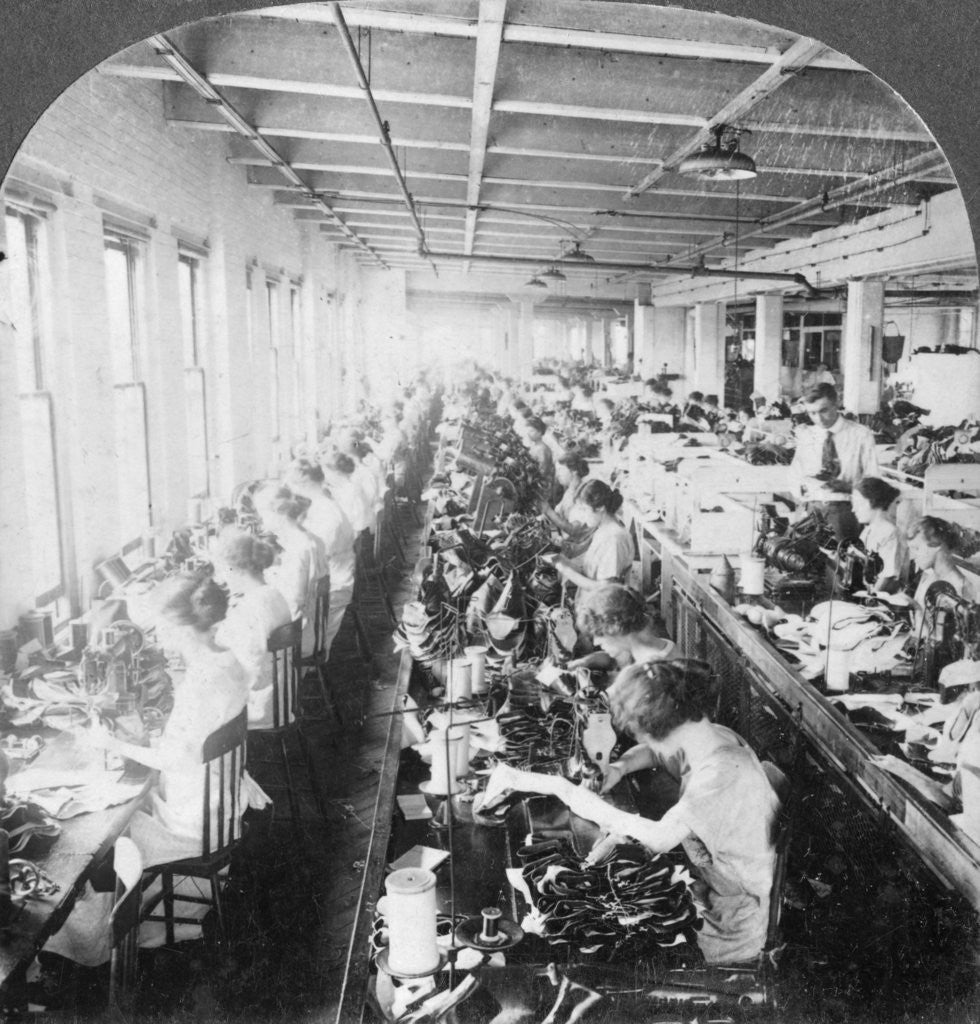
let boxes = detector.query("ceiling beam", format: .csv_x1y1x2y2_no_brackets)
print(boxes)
142,33,382,266
625,35,827,198
175,118,878,181
105,62,932,142
247,6,864,71
464,0,507,257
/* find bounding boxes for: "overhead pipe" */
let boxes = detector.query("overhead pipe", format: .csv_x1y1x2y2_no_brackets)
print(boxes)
421,249,813,287
148,34,384,267
329,2,430,256
665,151,949,267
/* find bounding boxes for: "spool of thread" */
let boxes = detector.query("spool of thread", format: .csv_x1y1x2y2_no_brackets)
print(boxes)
479,907,502,944
446,658,472,702
0,630,18,674
825,643,851,693
464,646,488,694
428,728,463,795
449,724,469,778
709,555,736,603
384,868,440,976
70,619,90,656
19,611,53,648
740,553,766,596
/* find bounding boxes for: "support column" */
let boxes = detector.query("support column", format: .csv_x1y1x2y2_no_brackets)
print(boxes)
842,279,885,414
634,288,655,380
589,319,605,365
506,302,521,379
754,294,783,400
517,299,536,377
651,306,687,381
693,301,725,397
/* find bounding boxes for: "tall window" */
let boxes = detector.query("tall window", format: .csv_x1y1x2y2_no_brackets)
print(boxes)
290,282,304,427
178,250,209,497
266,279,281,441
104,227,151,543
245,268,254,358
5,203,66,612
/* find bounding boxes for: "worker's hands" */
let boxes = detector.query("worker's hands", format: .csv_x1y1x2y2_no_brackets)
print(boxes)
599,760,628,794
824,477,852,494
567,651,616,673
584,831,629,866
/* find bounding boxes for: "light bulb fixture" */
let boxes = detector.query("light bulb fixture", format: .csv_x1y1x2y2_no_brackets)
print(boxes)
525,275,548,289
678,125,757,181
541,266,567,281
561,241,595,263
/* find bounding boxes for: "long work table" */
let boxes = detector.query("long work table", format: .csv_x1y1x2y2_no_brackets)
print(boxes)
635,513,980,917
0,731,151,1003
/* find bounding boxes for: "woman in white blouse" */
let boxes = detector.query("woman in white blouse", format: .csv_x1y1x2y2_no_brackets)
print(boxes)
851,476,906,593
259,488,328,658
213,530,292,729
548,479,634,594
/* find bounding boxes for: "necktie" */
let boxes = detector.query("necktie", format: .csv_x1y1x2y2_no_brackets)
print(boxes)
821,429,841,480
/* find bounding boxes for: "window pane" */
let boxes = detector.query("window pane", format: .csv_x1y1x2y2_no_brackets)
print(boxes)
178,256,198,366
4,208,43,392
113,383,152,541
266,281,280,349
18,393,63,600
104,238,138,382
185,368,209,497
269,348,281,440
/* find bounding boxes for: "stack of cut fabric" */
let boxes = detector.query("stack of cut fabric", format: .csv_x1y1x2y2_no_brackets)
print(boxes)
517,836,701,961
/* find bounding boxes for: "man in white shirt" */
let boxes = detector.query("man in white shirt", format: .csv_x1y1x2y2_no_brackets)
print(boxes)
790,382,879,541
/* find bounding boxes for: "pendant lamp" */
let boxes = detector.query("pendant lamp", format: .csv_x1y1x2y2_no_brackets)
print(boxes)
679,125,757,181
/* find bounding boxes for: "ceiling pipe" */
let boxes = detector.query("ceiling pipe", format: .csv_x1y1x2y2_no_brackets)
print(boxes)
148,34,384,268
665,151,948,267
421,249,813,287
329,2,430,256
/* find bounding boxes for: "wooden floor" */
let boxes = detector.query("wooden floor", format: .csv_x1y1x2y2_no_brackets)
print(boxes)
38,500,425,1022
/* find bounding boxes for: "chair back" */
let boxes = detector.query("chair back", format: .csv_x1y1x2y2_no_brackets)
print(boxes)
312,573,331,661
373,511,384,565
109,836,143,1010
266,618,303,730
201,707,248,857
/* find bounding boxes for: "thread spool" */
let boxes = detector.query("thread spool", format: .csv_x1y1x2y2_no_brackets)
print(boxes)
70,620,90,656
446,657,472,702
480,907,502,944
428,728,462,795
0,631,18,674
449,724,470,778
383,868,440,976
19,611,53,649
825,643,851,693
739,553,766,596
464,645,488,694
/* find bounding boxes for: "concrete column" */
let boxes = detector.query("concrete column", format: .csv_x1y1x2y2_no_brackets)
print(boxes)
506,302,521,379
651,306,687,380
634,293,655,380
693,301,725,397
589,319,605,365
754,294,783,400
517,299,536,377
842,279,885,414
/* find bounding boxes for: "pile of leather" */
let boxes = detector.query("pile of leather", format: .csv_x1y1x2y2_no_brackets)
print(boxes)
517,834,701,961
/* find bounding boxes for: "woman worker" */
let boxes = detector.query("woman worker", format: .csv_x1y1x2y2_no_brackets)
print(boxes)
539,449,592,546
213,530,292,730
286,459,357,662
479,658,781,965
569,583,675,676
88,573,254,947
851,477,907,594
546,480,634,593
907,516,969,632
259,487,328,658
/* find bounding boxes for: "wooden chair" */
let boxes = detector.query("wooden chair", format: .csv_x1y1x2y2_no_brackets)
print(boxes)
305,573,343,725
248,619,328,834
108,836,143,1014
141,708,247,946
